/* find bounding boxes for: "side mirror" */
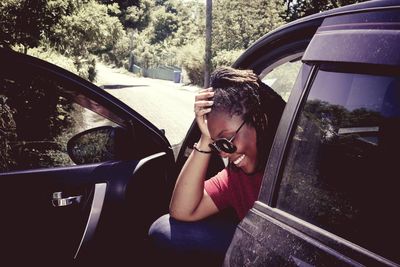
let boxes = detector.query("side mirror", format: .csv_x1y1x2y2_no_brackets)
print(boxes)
67,126,129,165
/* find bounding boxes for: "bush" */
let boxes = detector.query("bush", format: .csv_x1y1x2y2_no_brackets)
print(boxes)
102,32,130,68
212,49,244,69
177,38,205,86
131,30,158,69
28,46,78,75
28,46,97,82
75,56,97,82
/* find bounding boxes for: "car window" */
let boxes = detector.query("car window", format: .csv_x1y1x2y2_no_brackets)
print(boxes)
0,64,117,173
276,67,400,263
260,56,302,102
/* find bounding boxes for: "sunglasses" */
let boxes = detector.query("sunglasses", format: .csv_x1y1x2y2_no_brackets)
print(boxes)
209,121,246,154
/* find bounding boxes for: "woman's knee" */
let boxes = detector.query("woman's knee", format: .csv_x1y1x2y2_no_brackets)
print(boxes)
148,214,172,248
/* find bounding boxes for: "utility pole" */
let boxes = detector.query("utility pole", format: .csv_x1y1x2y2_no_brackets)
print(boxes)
204,0,212,88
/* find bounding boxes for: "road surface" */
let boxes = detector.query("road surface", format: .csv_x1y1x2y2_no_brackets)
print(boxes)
95,63,198,148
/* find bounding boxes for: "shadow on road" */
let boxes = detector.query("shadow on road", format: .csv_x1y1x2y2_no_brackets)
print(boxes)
99,84,149,89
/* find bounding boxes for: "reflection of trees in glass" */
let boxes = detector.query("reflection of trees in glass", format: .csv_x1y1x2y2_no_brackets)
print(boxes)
0,95,17,171
0,74,83,171
279,98,382,238
302,99,381,142
71,129,115,164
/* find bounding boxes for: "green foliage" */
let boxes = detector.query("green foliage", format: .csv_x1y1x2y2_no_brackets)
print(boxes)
75,56,97,82
177,38,205,86
285,0,369,21
106,34,131,67
124,0,153,30
0,0,82,52
150,6,179,44
171,0,205,47
50,1,125,56
131,30,158,68
130,0,286,86
212,49,244,69
212,0,285,52
1,0,127,80
106,2,122,15
0,0,47,52
130,0,206,85
28,45,97,81
1,0,289,86
28,46,79,75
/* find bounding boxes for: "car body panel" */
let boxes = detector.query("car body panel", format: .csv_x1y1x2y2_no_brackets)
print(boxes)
225,1,400,266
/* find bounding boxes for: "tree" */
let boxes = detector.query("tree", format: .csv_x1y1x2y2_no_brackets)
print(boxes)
0,0,53,53
212,0,285,52
123,0,153,30
150,5,179,44
178,38,205,86
170,0,205,47
50,1,126,57
285,0,369,21
131,0,204,68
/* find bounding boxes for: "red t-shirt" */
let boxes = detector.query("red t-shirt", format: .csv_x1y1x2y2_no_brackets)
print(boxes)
204,168,263,220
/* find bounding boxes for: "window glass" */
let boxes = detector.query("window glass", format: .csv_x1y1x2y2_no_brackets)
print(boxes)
0,66,117,173
261,59,302,102
276,69,400,262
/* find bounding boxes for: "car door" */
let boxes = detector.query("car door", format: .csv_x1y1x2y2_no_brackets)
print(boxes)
224,2,400,267
0,49,176,266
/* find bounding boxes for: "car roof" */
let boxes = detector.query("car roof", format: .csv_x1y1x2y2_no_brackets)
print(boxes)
303,5,400,66
233,0,400,69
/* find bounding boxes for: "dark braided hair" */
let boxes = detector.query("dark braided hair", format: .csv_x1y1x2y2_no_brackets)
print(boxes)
210,67,285,171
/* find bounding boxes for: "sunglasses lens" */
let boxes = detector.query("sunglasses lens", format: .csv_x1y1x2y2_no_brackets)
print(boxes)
215,139,236,153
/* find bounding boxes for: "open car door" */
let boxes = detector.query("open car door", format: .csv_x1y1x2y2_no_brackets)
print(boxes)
0,49,176,266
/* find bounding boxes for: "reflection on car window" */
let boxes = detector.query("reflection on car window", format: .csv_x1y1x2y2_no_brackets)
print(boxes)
0,66,117,173
276,69,400,262
261,60,302,101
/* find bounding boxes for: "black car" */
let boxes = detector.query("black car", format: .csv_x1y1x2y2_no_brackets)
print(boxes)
0,0,399,266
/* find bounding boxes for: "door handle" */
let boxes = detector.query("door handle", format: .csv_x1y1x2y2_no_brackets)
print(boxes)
52,192,82,207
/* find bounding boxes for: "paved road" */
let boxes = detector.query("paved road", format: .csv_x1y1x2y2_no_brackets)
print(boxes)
95,63,198,147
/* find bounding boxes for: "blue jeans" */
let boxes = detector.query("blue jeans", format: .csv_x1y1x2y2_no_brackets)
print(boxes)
148,213,238,267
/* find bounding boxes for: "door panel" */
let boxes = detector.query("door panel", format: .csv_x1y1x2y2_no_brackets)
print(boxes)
1,155,170,265
1,163,102,264
0,49,175,265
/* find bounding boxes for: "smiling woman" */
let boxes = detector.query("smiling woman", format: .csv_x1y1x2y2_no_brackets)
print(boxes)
148,67,285,266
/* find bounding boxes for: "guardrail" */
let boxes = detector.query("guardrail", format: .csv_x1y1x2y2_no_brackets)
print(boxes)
131,64,182,83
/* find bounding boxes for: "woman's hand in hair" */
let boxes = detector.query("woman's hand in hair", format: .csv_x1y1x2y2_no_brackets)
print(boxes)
194,87,214,139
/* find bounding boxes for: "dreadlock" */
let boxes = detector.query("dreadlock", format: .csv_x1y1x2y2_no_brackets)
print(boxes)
209,67,285,171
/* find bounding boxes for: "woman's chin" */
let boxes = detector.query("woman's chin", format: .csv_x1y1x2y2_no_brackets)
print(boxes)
239,160,257,174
